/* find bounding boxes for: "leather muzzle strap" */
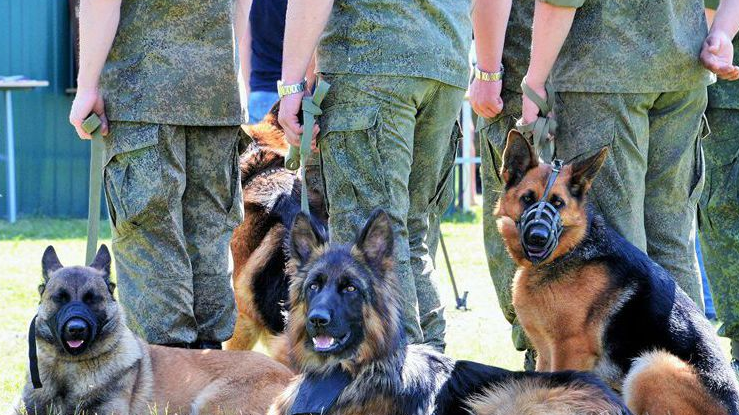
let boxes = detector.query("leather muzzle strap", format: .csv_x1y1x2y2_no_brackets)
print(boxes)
28,315,42,389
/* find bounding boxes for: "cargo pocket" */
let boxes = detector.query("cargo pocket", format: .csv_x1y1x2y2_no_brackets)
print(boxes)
689,114,708,204
318,105,384,215
429,121,462,214
555,94,631,217
226,137,245,229
103,124,164,241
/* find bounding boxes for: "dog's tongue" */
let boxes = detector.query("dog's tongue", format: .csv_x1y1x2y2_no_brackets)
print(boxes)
67,340,84,349
312,335,335,350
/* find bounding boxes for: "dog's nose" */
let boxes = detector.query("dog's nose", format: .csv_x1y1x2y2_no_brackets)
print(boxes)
525,226,550,247
308,309,331,327
65,318,89,338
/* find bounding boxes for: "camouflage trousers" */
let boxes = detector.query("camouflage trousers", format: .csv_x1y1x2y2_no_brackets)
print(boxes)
554,88,707,308
478,90,532,353
104,122,243,344
318,73,465,351
698,107,739,360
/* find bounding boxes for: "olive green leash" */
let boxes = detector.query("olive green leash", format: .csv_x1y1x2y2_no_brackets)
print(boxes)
81,114,105,265
284,80,331,216
516,79,557,162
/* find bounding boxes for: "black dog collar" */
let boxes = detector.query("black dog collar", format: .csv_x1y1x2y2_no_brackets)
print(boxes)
290,367,352,415
28,315,42,389
517,159,565,264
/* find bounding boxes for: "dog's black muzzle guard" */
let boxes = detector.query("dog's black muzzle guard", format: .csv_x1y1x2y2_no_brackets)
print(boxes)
54,301,100,352
516,159,564,265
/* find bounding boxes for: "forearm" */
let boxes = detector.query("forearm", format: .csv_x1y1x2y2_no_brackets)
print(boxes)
281,0,334,84
77,0,121,90
235,0,253,91
525,1,577,87
473,0,511,72
711,0,739,39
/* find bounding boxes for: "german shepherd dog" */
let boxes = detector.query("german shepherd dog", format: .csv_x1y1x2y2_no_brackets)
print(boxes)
268,209,631,415
15,245,292,415
495,130,739,415
227,104,327,356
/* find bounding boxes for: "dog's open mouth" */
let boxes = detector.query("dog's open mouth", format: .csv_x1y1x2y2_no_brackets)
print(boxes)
312,333,350,353
527,246,548,260
66,339,85,349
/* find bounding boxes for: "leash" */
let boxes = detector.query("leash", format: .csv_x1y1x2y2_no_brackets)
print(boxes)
516,79,557,163
28,316,42,389
81,114,105,265
290,366,352,415
284,80,331,216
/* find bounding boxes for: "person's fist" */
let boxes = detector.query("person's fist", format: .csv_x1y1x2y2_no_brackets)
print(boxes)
469,78,504,119
70,88,108,139
278,93,319,149
701,31,739,81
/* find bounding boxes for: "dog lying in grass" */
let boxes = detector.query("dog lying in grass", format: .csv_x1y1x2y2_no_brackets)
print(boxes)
268,209,631,415
14,245,292,415
495,130,739,415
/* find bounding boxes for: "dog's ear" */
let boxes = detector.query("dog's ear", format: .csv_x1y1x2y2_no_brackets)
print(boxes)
501,130,539,188
266,100,283,131
290,212,326,265
569,147,608,199
355,209,394,273
40,246,63,295
90,245,116,295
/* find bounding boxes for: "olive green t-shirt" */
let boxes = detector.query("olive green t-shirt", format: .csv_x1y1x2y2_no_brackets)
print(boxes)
502,0,534,95
100,0,243,126
316,0,473,90
705,0,739,110
542,0,714,93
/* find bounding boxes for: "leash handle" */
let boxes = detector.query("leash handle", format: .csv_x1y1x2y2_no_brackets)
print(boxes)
284,80,331,216
516,79,557,163
82,114,105,265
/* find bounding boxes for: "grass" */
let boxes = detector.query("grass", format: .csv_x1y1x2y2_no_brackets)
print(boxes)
0,207,525,408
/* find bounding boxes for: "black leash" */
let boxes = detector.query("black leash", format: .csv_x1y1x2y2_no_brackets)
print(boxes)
28,315,42,389
290,367,352,415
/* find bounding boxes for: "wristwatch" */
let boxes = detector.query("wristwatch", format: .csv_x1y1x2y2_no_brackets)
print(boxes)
473,65,505,82
277,79,307,99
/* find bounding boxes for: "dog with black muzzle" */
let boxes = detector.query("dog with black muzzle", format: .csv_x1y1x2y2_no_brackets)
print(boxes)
496,130,739,415
14,245,292,415
268,209,631,415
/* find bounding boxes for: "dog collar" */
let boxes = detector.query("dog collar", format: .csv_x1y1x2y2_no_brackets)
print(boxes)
28,315,42,389
290,367,352,415
243,167,289,188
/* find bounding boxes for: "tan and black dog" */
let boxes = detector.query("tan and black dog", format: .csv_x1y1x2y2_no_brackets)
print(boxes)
15,245,292,415
268,209,630,415
227,105,327,357
496,130,739,415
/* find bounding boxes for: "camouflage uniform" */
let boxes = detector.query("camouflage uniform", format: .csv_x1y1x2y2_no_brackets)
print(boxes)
544,0,713,307
699,0,739,362
316,0,472,351
99,0,243,344
477,0,534,354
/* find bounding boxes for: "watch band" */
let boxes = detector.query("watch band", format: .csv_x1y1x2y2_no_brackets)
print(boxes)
474,65,505,82
277,79,307,99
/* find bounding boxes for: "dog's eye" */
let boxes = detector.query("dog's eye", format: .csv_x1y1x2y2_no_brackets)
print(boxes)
344,285,356,293
551,197,566,209
521,192,535,205
82,291,97,305
54,291,70,304
309,282,320,291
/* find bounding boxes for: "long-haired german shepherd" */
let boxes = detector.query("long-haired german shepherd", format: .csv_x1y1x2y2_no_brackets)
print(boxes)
496,130,739,415
268,209,631,415
16,245,292,415
227,104,327,356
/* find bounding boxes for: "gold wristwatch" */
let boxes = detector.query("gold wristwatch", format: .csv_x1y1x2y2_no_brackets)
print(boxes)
473,65,505,82
277,79,307,99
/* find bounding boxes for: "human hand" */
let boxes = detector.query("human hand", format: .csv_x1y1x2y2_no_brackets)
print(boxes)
701,31,739,81
521,81,548,125
69,87,108,139
469,78,504,119
278,93,320,149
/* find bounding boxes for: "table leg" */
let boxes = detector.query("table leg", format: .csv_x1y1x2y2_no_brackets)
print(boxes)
5,90,16,223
